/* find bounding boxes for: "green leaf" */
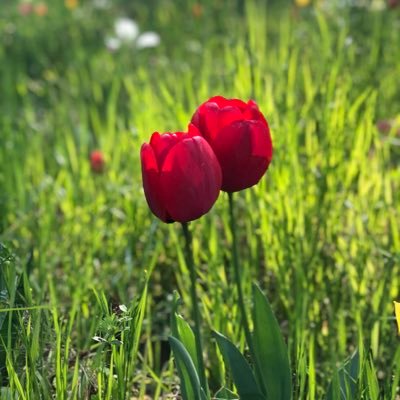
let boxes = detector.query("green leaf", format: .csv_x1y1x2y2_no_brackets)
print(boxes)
170,291,199,372
365,354,379,400
252,284,292,400
326,349,360,400
168,336,207,400
212,330,265,400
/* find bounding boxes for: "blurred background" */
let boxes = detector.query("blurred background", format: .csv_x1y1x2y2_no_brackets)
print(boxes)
0,0,399,398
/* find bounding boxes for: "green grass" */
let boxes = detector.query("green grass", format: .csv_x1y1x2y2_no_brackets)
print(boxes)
0,0,399,398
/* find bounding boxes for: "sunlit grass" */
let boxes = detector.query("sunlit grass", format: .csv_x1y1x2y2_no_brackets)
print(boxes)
0,0,399,398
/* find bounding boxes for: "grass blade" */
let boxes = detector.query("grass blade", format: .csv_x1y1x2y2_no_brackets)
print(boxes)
326,349,360,400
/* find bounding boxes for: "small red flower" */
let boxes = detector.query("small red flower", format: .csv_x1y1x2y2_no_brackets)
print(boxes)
376,120,392,134
140,124,222,223
191,96,273,192
90,150,105,173
388,0,400,9
18,2,34,16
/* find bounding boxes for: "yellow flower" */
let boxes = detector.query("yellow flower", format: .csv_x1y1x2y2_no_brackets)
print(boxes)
394,301,400,334
295,0,311,7
65,0,78,10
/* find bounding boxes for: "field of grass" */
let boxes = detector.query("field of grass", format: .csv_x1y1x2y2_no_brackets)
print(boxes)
0,0,399,398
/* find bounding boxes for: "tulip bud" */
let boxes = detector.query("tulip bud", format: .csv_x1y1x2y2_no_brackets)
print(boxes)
191,96,273,192
140,125,222,223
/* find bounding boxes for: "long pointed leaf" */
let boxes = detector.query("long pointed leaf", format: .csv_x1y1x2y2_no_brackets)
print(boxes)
169,336,207,400
171,292,199,372
212,330,265,400
252,284,292,400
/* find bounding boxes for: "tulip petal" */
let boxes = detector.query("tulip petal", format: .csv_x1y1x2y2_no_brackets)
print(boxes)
217,106,243,131
160,136,221,222
212,120,272,192
208,96,247,110
244,100,269,127
197,103,243,142
187,123,201,137
191,108,202,132
250,119,273,160
200,102,220,141
141,143,170,222
150,132,181,169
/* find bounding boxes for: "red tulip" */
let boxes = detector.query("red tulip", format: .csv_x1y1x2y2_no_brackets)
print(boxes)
90,150,105,173
191,96,273,192
140,124,222,223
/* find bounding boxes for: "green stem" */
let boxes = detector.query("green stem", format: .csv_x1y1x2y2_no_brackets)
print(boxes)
228,193,268,396
228,192,254,354
181,222,209,397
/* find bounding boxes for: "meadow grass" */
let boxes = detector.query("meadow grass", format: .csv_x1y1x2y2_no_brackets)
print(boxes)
0,0,399,398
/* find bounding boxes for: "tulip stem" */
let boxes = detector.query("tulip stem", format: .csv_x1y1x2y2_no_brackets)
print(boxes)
181,222,209,396
228,193,255,358
228,193,268,395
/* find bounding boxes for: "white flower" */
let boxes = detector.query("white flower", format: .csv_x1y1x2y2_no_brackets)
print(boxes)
114,17,139,42
186,40,202,53
93,0,110,9
136,31,160,49
344,36,353,47
105,36,121,51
